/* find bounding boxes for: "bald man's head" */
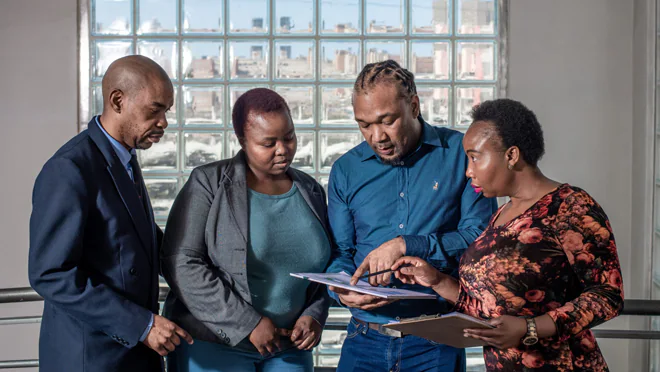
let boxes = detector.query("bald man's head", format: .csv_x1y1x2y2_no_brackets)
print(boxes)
102,55,170,104
99,55,174,150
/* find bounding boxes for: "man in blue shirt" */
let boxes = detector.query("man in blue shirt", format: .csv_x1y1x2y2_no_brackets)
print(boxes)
325,60,497,371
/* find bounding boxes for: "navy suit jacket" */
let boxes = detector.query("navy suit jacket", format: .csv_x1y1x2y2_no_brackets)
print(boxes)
29,118,163,371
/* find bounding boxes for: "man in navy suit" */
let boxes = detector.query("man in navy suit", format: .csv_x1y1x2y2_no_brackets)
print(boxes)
29,55,193,371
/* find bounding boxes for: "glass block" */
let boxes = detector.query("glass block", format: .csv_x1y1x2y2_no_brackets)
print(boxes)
365,0,405,34
657,35,660,87
418,86,450,127
455,86,495,127
229,0,268,34
138,0,177,34
183,41,223,80
317,355,341,367
318,329,347,353
226,131,242,157
92,0,132,35
457,0,496,35
144,178,178,217
183,86,224,125
92,85,104,115
275,0,314,34
139,132,178,171
93,40,133,80
410,41,450,80
137,40,178,79
466,347,487,368
183,0,223,33
184,132,223,169
229,41,269,80
652,340,660,372
167,85,178,124
292,131,315,171
411,0,450,35
317,176,329,195
365,41,405,65
229,85,269,118
657,147,660,190
321,87,355,126
456,41,496,81
275,86,314,125
320,131,362,171
275,40,315,80
320,41,360,80
320,0,360,34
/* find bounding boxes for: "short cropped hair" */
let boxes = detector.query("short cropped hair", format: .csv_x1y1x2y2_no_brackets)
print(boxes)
470,99,545,166
231,88,291,138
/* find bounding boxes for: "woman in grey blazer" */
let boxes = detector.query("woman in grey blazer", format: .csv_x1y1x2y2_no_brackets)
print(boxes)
161,88,332,372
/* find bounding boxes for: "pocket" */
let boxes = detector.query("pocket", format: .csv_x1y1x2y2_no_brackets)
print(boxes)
425,339,443,346
345,318,365,340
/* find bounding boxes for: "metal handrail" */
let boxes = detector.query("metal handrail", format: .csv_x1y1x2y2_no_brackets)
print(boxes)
2,286,659,316
2,287,659,369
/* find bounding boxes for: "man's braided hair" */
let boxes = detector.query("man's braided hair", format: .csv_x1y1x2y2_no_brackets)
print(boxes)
353,59,417,103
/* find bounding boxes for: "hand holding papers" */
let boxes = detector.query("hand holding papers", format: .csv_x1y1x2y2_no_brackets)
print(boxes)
290,272,436,300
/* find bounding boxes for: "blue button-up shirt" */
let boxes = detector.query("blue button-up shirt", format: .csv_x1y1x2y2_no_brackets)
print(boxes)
95,116,153,341
326,121,497,324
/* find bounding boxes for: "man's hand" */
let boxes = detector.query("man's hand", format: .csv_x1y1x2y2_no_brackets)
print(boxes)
249,317,291,356
329,286,397,310
351,236,407,286
142,314,193,356
290,315,322,350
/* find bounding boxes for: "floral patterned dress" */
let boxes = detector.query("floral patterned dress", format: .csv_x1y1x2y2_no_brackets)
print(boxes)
454,184,624,371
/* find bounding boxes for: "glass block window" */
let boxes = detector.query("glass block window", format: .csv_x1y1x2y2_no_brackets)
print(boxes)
81,1,505,369
81,0,505,226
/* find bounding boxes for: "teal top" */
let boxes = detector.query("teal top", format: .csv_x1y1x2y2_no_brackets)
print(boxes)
246,183,331,329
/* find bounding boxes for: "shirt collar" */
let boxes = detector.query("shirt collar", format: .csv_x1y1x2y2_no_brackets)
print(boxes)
95,116,135,168
359,118,445,162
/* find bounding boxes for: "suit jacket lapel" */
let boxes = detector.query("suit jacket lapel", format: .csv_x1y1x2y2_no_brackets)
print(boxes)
88,118,154,265
223,152,249,243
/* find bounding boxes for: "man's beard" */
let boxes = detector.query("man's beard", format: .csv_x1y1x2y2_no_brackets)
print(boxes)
378,148,403,165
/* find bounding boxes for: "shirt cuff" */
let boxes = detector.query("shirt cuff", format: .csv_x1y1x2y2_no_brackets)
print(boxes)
401,235,429,260
139,313,154,343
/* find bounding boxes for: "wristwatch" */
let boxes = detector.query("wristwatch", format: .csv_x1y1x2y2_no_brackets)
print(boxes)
521,318,539,346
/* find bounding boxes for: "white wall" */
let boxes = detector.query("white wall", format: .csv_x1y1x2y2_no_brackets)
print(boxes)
0,0,651,371
0,0,78,370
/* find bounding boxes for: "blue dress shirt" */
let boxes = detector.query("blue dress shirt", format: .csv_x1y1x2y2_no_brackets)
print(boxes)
325,120,498,324
95,116,153,342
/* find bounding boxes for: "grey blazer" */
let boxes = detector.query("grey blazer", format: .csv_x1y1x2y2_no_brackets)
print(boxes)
161,151,331,347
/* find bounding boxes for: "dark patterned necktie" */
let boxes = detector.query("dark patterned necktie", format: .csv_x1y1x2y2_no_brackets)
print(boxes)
129,154,145,203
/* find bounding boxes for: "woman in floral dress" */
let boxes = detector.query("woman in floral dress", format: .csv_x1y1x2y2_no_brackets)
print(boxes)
391,99,624,371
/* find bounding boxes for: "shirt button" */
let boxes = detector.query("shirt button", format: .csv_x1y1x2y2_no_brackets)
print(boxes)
399,224,404,229
399,192,404,198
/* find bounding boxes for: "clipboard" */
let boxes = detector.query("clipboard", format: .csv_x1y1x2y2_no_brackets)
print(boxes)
290,272,437,300
382,312,495,348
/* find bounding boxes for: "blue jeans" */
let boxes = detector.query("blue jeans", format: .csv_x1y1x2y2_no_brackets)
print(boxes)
337,318,466,372
167,339,313,372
